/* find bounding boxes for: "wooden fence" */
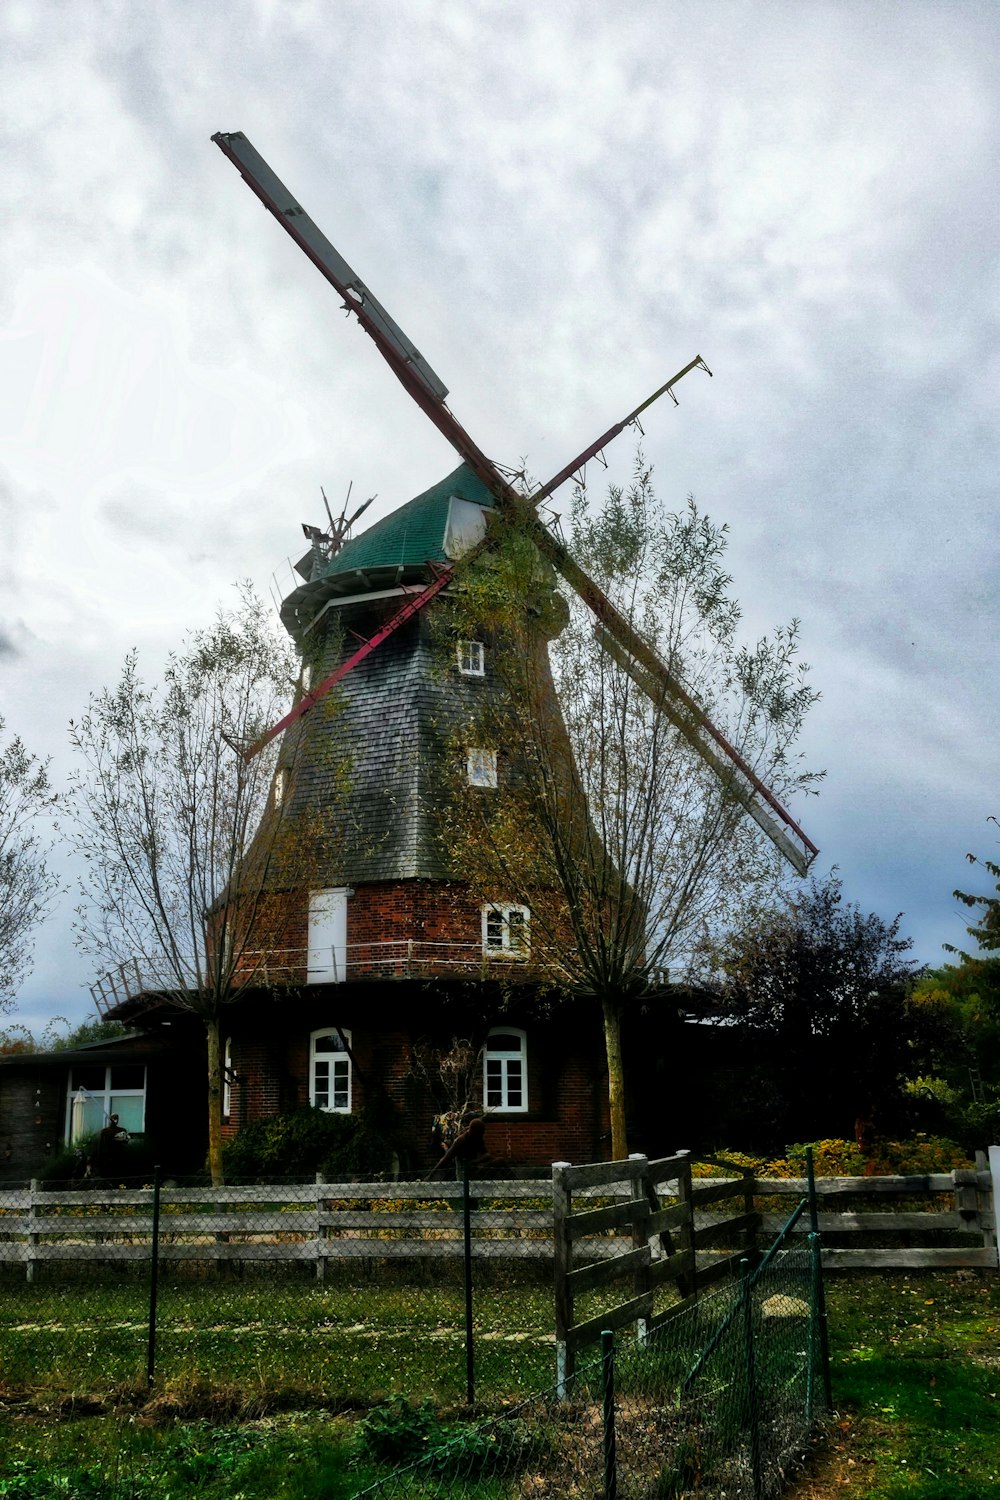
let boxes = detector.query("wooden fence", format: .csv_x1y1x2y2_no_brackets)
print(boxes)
1,1153,998,1295
551,1151,1000,1383
0,1178,556,1280
552,1152,761,1386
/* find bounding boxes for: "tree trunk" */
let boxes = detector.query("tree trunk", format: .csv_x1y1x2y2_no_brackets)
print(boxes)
206,1014,225,1187
602,996,629,1160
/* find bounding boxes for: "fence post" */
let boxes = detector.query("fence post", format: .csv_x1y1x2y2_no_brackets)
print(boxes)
146,1166,161,1387
315,1171,326,1283
26,1179,39,1285
601,1329,618,1500
953,1166,982,1244
628,1153,650,1347
742,1162,759,1265
975,1151,995,1256
552,1162,573,1397
989,1147,1000,1266
675,1149,698,1300
740,1258,765,1500
462,1157,474,1405
805,1146,833,1409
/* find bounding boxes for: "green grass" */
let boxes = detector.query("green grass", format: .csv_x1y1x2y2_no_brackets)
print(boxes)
0,1413,377,1499
7,1270,1000,1497
0,1278,557,1407
812,1271,1000,1498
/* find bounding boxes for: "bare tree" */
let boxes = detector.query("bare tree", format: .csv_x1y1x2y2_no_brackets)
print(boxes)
66,587,306,1184
0,719,59,1008
443,465,822,1158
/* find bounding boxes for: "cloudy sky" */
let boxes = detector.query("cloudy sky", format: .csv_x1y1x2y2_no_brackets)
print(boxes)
2,1,998,1034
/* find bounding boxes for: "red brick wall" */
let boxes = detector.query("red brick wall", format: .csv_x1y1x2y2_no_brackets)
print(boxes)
221,1000,608,1170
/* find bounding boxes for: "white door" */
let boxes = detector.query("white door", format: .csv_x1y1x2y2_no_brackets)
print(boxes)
307,888,348,983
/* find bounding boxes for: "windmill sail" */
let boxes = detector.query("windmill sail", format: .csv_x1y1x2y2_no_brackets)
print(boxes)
214,130,818,874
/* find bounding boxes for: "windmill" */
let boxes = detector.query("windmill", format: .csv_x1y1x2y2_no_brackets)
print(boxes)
212,131,818,878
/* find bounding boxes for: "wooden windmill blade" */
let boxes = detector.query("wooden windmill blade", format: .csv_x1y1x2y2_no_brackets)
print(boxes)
213,131,818,873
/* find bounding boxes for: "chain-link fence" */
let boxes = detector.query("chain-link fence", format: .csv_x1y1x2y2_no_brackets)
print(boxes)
347,1210,826,1499
0,1167,556,1405
1,1169,828,1495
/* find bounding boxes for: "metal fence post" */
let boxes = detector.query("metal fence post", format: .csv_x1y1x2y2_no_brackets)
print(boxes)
740,1258,765,1500
601,1329,618,1500
146,1166,161,1387
805,1146,833,1409
462,1157,474,1405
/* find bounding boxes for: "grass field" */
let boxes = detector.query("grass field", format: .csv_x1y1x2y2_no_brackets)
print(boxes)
2,1270,1000,1496
0,1274,557,1408
789,1272,1000,1499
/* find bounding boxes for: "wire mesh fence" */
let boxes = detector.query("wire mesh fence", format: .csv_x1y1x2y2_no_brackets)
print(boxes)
0,1165,829,1497
342,1230,822,1497
0,1169,557,1405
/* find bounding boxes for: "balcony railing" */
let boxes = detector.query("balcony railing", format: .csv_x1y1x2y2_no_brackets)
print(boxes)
91,940,533,1016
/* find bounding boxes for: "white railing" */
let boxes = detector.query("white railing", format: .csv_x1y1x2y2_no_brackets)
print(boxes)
92,939,534,1012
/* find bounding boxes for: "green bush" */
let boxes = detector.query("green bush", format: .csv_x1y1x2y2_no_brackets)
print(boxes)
358,1397,542,1480
359,1396,444,1464
691,1135,973,1181
223,1094,406,1181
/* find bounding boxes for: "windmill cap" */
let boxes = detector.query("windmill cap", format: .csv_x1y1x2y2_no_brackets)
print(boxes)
320,462,496,579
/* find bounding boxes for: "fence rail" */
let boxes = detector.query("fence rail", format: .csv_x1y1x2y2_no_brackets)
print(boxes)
1,1160,997,1281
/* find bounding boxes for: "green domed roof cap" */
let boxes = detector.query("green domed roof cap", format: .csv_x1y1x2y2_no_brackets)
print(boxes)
320,463,496,580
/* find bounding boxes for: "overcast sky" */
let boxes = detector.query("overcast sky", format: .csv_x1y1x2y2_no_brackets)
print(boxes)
2,1,998,1035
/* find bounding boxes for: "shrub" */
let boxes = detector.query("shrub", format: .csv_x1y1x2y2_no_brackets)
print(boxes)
358,1397,542,1479
223,1093,407,1182
691,1136,972,1181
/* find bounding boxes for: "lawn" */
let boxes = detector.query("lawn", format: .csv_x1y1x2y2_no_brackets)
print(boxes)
789,1271,1000,1499
2,1270,999,1496
0,1273,558,1408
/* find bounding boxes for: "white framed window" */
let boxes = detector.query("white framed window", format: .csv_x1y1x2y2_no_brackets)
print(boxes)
484,1028,528,1113
274,767,290,809
482,903,530,957
223,1035,233,1119
65,1064,147,1142
310,1028,352,1113
457,640,485,676
467,747,497,788
302,662,314,692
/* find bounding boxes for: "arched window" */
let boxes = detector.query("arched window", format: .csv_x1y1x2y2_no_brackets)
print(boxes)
310,1029,352,1113
483,1028,528,1113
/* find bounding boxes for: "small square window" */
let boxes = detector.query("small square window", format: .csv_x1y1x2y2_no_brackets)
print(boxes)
457,641,485,676
482,904,530,957
467,747,497,788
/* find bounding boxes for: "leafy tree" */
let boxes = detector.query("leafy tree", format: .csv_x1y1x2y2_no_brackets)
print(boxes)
0,1014,128,1054
719,873,923,1147
66,586,305,1185
443,464,821,1157
0,719,59,1007
947,816,1000,968
906,819,1000,1144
